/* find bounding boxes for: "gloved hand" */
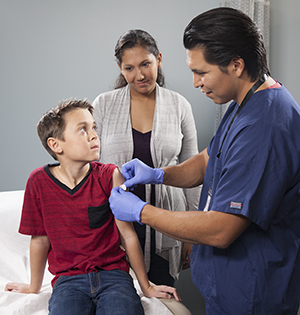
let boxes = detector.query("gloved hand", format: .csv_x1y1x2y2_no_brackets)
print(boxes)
122,158,165,189
109,186,148,224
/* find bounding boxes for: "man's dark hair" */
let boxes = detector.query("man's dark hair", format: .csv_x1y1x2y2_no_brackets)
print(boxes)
183,7,270,81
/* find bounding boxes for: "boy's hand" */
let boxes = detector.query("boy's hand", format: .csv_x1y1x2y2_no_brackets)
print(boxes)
5,283,32,294
122,158,165,189
143,284,181,302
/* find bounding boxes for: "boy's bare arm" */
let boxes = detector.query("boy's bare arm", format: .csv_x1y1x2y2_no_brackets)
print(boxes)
112,167,180,300
114,220,149,292
112,167,151,291
5,235,50,294
115,219,180,301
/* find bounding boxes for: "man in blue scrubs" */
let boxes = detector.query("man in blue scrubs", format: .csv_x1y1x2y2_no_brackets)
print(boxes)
109,7,300,314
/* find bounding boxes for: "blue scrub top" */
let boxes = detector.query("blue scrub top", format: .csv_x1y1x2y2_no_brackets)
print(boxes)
191,85,300,314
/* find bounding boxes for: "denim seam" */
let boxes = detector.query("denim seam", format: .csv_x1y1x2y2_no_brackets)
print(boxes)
89,272,100,295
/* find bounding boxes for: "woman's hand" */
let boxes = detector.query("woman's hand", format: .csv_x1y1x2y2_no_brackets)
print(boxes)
143,284,181,301
182,242,193,270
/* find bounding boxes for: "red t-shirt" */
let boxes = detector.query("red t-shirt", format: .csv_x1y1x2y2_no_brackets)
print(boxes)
19,162,129,286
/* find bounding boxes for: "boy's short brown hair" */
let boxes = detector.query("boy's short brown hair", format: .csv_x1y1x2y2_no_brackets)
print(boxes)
37,98,93,160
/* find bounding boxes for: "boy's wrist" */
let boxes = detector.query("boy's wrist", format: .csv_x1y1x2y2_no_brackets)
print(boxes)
29,284,41,294
139,281,152,297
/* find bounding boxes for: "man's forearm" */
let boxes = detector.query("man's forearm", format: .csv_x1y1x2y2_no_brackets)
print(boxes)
162,148,208,188
140,204,203,244
140,204,251,248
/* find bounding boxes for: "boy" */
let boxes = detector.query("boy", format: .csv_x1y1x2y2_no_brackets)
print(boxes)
5,99,179,314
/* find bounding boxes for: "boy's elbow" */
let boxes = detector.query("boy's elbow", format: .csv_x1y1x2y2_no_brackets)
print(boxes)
31,235,50,249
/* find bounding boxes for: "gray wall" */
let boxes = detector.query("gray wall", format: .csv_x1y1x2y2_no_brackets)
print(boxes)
1,1,299,314
0,0,219,193
1,0,299,192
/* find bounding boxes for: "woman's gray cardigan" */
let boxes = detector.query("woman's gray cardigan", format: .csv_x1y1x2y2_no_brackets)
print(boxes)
92,84,201,279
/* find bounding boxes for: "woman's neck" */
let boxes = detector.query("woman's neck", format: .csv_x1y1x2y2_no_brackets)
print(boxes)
130,86,156,101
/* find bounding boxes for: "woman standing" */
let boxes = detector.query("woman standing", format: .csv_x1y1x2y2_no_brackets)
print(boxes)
92,29,200,286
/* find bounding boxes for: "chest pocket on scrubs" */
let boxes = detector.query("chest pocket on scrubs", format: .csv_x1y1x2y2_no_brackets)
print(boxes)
88,201,111,229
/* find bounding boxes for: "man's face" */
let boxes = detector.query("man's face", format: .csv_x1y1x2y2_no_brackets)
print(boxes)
186,48,239,105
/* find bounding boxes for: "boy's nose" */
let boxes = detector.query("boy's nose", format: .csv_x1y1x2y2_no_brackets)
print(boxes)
90,130,98,140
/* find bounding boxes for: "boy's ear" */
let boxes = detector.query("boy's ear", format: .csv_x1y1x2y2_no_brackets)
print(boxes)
47,137,63,155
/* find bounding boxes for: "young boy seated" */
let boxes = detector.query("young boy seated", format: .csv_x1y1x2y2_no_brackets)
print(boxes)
5,99,180,315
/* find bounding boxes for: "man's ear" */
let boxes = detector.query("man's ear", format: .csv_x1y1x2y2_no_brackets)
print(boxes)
231,57,245,78
47,137,63,155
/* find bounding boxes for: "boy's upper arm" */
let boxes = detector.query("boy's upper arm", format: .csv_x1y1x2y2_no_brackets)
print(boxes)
31,235,51,248
112,167,125,190
111,167,138,240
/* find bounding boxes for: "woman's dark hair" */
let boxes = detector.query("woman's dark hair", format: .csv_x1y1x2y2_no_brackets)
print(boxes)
183,7,270,81
114,29,165,89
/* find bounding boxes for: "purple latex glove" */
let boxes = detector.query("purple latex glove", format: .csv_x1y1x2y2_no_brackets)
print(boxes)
122,158,165,189
109,186,148,224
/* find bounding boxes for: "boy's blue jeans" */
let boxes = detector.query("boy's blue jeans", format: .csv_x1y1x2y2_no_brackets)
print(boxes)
48,269,144,315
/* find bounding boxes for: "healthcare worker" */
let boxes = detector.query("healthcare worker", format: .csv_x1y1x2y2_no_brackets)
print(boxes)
109,7,300,315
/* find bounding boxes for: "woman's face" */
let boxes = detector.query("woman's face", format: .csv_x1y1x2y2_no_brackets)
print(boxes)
119,46,162,96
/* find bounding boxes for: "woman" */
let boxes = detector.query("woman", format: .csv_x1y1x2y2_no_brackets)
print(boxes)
92,29,200,286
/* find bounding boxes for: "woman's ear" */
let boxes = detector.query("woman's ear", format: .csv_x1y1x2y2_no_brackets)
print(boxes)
117,62,122,72
157,52,162,68
47,137,63,155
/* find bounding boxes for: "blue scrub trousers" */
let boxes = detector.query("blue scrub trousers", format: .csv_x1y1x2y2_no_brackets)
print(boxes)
48,269,144,315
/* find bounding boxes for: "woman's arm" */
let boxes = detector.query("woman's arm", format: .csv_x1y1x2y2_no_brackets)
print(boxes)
176,97,202,212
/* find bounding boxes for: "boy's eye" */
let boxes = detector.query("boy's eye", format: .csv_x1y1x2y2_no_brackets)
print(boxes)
125,67,132,71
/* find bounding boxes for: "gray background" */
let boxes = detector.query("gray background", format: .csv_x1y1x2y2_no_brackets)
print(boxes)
1,0,299,314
